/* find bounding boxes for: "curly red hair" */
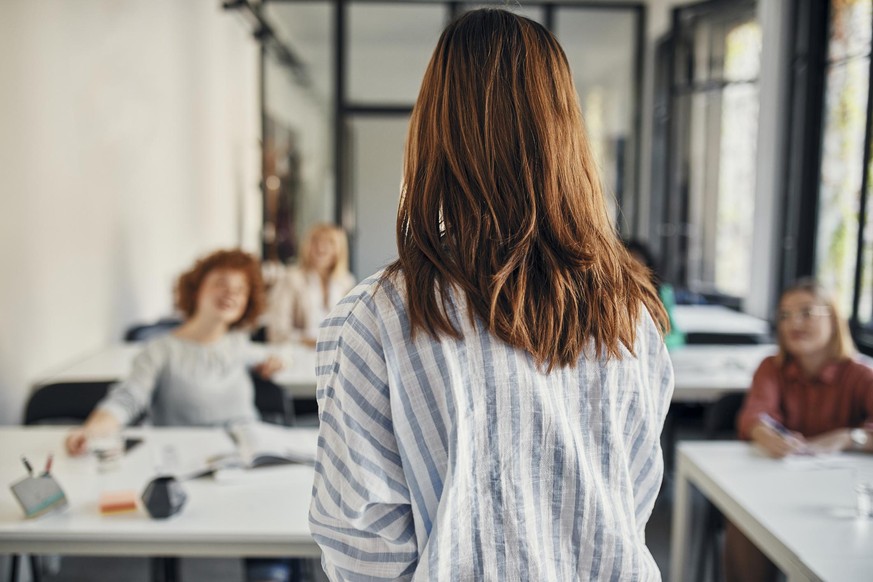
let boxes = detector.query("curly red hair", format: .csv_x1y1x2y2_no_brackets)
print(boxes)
175,249,265,329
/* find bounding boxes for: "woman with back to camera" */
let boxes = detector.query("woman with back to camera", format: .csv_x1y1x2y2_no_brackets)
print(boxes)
266,224,355,347
727,279,873,582
309,10,674,580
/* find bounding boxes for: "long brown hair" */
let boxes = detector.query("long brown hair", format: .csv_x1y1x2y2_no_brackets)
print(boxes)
386,9,667,369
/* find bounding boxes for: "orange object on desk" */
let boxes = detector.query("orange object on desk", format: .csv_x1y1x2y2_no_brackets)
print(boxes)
98,490,138,515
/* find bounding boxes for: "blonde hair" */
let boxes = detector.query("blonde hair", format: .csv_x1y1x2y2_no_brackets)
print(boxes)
385,9,667,370
299,223,350,280
777,278,856,362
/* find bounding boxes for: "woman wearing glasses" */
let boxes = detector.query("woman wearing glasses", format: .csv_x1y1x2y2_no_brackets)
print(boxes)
728,278,873,582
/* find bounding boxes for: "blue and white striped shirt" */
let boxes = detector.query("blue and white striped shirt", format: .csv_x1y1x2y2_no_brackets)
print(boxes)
310,272,674,581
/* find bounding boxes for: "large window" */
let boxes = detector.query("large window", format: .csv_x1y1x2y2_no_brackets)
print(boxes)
264,1,645,277
815,0,873,322
655,1,761,302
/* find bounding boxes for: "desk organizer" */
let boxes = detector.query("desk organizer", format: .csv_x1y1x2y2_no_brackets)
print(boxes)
9,475,68,519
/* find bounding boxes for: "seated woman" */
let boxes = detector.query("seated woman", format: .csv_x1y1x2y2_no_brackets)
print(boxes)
66,249,281,453
265,224,355,347
727,278,873,582
65,249,294,582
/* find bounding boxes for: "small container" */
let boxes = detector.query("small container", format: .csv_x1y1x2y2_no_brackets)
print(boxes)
853,468,873,519
90,432,124,473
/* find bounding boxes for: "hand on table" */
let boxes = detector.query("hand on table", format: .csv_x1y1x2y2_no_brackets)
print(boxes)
65,429,89,456
807,429,852,455
253,356,284,378
751,423,809,458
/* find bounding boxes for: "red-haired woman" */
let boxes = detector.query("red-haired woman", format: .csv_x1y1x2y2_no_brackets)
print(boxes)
66,249,282,455
309,9,674,580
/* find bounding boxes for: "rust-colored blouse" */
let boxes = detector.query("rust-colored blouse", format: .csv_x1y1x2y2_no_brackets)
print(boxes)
737,355,873,440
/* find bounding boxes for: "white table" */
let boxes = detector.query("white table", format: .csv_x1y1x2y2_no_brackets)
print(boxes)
669,344,777,402
671,441,873,582
0,427,320,559
673,305,771,339
36,343,318,399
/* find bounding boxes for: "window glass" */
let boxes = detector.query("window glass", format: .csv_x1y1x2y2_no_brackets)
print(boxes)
816,59,869,315
348,4,448,105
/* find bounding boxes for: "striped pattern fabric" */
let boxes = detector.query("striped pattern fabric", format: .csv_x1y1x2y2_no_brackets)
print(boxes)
310,272,674,581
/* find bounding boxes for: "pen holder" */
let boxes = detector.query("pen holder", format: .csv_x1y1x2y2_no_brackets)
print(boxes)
9,475,69,519
141,476,186,519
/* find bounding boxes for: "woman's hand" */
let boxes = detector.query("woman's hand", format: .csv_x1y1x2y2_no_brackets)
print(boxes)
750,423,809,458
254,356,284,378
65,429,89,456
807,429,852,454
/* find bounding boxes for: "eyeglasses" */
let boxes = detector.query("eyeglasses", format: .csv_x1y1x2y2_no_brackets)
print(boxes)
776,306,830,324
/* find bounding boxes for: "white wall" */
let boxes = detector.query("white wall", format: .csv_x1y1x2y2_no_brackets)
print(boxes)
0,0,261,424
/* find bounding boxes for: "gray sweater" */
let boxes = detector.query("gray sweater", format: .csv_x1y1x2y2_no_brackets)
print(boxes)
97,333,265,427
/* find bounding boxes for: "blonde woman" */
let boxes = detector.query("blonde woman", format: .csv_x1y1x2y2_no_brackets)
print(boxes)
728,279,873,582
309,10,673,580
266,224,355,346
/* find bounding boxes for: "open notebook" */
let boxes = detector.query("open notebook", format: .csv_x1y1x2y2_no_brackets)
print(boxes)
200,422,319,475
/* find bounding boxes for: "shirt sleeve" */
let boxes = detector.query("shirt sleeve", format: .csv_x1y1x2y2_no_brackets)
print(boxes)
309,294,418,581
629,311,674,534
737,357,782,440
849,359,873,425
95,341,167,425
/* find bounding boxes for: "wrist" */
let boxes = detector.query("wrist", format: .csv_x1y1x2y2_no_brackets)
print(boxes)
850,428,870,451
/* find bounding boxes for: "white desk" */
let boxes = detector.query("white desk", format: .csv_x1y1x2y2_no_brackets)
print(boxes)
673,304,771,338
0,426,320,558
669,344,777,402
670,442,873,582
37,343,318,399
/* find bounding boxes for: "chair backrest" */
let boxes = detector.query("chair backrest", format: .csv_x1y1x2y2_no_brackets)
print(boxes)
685,332,769,345
124,318,183,342
24,382,114,425
703,392,746,440
251,374,292,426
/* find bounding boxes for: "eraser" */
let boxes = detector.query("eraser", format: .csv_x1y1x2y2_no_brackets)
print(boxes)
99,490,139,515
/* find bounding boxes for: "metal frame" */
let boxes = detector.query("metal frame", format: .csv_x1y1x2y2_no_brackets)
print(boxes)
658,0,759,291
260,0,648,254
778,0,827,295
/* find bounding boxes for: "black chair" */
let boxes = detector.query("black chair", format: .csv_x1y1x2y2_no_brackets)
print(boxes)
695,392,747,582
24,382,114,425
685,332,770,345
124,318,183,342
16,382,115,582
251,373,294,426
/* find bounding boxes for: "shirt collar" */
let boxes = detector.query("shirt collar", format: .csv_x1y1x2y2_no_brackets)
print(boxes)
784,358,842,384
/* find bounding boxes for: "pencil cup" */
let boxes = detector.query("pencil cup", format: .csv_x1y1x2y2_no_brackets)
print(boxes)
9,475,68,519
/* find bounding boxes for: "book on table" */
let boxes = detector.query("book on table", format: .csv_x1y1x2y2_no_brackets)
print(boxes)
204,422,319,473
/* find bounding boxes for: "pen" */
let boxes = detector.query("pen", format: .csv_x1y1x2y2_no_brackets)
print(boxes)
43,454,53,476
759,413,811,454
758,413,792,437
21,456,33,477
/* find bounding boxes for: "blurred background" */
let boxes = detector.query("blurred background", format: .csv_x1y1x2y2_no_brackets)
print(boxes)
0,0,870,427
